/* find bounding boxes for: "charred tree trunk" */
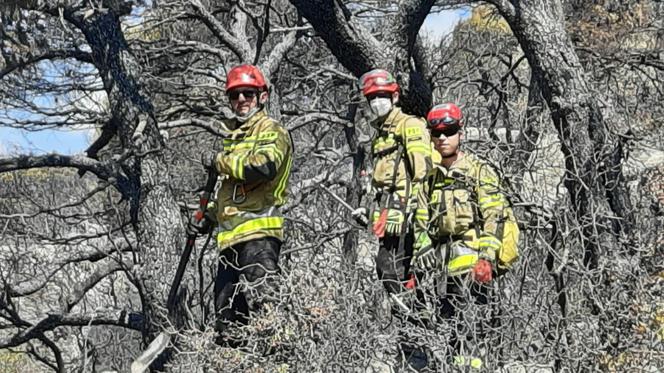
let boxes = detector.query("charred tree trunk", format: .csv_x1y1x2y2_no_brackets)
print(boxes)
510,70,547,186
341,102,365,265
74,8,184,342
289,0,433,116
488,0,633,271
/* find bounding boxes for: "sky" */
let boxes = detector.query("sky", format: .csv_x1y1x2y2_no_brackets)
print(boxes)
421,8,469,45
0,7,468,156
0,126,92,155
0,59,96,156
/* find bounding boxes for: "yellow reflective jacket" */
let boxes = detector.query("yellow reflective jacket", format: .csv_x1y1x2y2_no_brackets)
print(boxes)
370,107,432,234
423,152,518,275
209,110,292,250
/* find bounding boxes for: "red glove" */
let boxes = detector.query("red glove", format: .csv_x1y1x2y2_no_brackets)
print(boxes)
472,259,493,284
404,273,417,290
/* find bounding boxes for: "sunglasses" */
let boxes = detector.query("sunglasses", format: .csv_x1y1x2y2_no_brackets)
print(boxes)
431,126,460,138
366,92,392,101
228,90,259,100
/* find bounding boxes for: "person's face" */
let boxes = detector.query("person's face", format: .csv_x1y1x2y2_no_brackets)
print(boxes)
365,91,398,118
431,125,462,158
228,88,267,116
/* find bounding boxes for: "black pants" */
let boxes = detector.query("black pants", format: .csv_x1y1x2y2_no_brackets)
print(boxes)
377,234,492,368
439,275,491,365
214,237,281,336
375,231,415,294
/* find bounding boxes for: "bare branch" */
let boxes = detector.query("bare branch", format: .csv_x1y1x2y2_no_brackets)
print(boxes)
0,49,93,79
158,118,230,137
392,0,436,53
7,244,133,297
60,257,132,313
288,0,384,76
262,30,298,78
286,112,349,131
483,0,517,23
0,154,114,181
0,312,140,349
37,335,64,373
189,0,252,61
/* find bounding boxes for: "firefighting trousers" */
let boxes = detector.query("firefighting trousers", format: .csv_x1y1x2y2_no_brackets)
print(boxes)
399,275,493,370
214,237,281,335
439,275,491,363
375,231,415,294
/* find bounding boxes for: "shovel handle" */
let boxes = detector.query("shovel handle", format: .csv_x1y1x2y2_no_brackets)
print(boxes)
166,168,218,313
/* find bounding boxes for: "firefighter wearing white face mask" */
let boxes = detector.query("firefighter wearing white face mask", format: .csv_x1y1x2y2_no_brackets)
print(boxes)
356,69,433,296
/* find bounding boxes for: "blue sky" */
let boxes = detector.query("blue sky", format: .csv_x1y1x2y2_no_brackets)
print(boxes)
0,57,96,155
0,126,91,155
0,7,467,156
421,8,469,43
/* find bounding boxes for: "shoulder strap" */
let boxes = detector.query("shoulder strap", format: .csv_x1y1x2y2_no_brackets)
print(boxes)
394,122,416,181
388,142,404,194
427,168,445,225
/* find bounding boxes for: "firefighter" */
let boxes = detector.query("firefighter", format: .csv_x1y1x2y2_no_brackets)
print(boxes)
353,68,433,368
413,102,520,370
188,64,293,345
354,69,432,295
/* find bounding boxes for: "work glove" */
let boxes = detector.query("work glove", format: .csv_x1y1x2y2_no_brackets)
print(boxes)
200,150,218,170
411,233,436,270
384,209,405,236
186,209,213,236
351,207,369,226
404,273,417,290
471,259,493,284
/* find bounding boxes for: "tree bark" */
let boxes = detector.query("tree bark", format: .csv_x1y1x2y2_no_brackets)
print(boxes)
74,8,184,343
341,102,365,265
488,0,633,270
289,0,434,115
510,69,547,184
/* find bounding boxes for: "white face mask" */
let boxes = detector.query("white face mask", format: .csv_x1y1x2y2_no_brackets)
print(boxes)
369,97,392,118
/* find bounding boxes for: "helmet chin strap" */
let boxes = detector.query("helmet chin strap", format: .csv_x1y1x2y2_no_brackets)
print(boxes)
235,107,259,123
234,100,266,123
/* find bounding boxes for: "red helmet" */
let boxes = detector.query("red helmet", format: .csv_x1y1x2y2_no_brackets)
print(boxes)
226,64,268,92
359,69,399,96
427,103,463,130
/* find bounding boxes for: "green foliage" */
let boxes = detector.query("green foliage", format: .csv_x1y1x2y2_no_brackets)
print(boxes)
0,351,29,373
467,5,511,35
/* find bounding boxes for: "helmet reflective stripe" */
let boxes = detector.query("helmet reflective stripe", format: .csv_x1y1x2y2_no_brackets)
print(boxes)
359,69,399,96
427,102,463,130
373,77,388,85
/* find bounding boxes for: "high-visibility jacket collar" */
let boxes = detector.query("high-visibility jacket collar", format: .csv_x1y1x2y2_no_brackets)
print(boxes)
236,109,268,132
379,106,403,133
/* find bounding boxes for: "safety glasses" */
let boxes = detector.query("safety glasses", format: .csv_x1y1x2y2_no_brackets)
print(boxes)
431,125,460,138
428,116,459,127
365,92,393,101
228,89,259,100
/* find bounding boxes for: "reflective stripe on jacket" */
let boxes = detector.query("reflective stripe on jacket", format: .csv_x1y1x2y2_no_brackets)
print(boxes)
423,152,510,275
210,110,292,249
370,107,432,235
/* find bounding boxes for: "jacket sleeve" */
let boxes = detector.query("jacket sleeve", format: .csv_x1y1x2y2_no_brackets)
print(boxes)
402,118,432,235
476,163,508,261
215,123,290,183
